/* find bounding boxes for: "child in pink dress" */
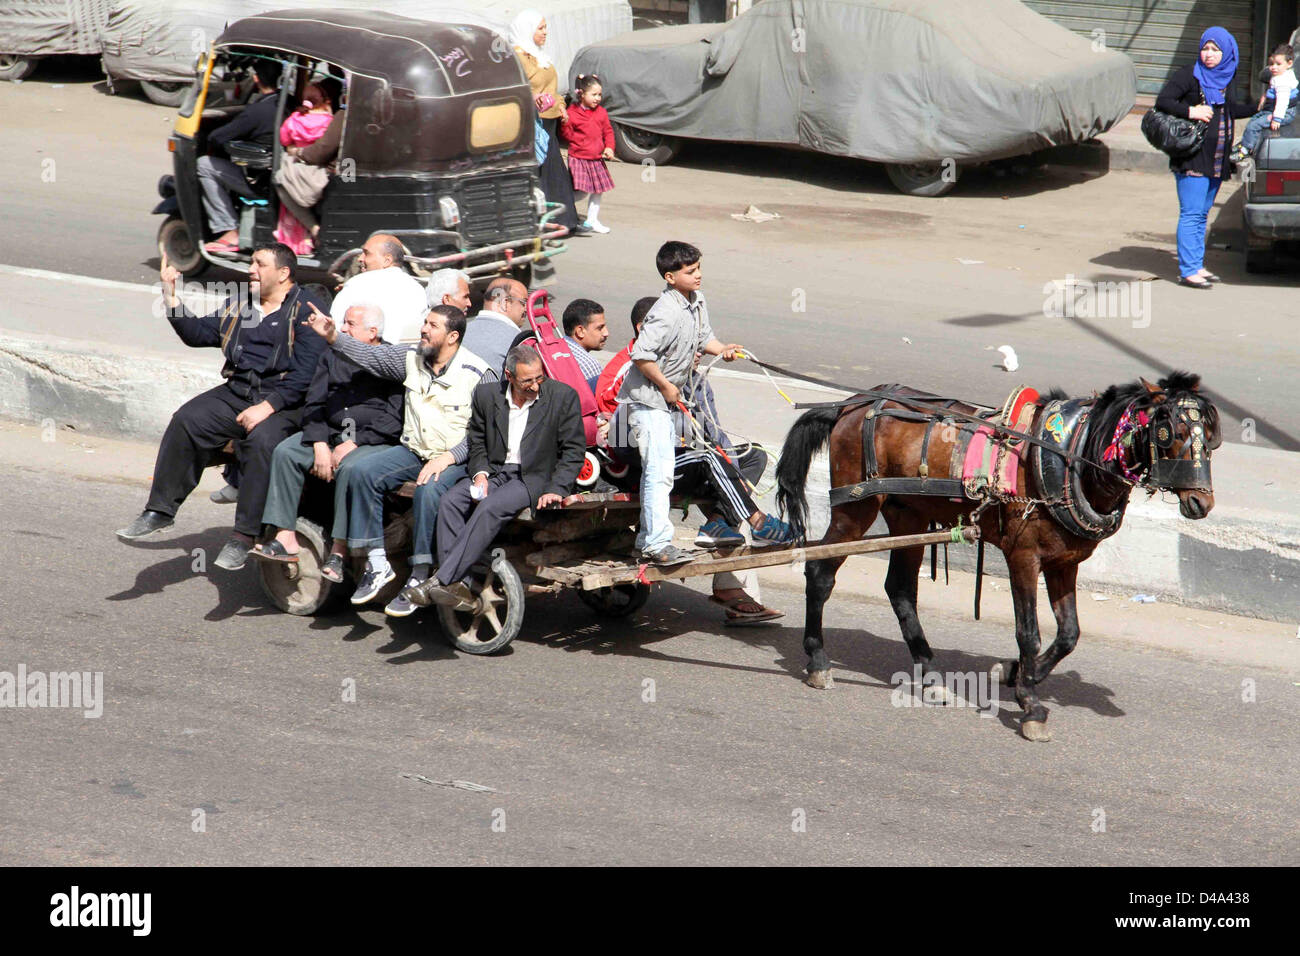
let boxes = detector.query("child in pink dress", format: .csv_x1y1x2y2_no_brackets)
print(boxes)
275,83,333,253
560,74,615,233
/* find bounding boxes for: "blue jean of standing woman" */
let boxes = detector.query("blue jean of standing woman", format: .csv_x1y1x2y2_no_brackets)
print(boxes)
1174,173,1221,278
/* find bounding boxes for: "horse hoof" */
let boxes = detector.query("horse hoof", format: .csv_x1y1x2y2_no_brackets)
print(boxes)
805,669,835,690
1020,720,1052,742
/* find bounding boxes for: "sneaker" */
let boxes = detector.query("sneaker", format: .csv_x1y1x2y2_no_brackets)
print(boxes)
116,510,174,541
351,564,396,605
695,518,745,549
584,219,611,234
209,484,239,504
750,514,796,548
642,544,693,566
385,584,420,618
213,537,252,571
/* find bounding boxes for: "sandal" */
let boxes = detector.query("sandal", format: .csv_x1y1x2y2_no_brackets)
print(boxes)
710,594,784,626
321,552,345,583
249,539,299,564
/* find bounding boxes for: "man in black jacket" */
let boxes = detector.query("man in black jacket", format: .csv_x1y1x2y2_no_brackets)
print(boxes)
200,60,281,254
250,302,404,567
116,242,327,571
411,345,586,610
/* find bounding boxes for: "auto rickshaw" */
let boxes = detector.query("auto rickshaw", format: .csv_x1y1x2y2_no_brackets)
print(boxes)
153,8,568,290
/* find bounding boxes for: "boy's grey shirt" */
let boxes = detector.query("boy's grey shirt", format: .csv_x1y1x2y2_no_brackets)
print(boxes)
619,287,714,411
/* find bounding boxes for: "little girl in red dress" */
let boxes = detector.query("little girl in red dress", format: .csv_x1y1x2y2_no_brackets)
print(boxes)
560,74,615,233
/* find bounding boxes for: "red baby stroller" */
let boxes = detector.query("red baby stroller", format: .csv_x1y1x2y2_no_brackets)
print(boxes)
512,290,630,488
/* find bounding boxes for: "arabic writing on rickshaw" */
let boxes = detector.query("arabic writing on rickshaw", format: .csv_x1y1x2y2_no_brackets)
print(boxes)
440,47,474,78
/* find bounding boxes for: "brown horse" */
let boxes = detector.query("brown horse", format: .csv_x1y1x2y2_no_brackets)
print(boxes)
775,372,1219,741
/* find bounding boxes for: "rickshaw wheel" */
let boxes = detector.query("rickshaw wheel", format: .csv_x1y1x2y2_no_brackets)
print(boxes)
158,216,207,277
258,517,337,616
577,583,651,618
438,550,525,655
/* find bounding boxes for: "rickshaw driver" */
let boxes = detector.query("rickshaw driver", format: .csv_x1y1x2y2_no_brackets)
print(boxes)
116,244,329,572
201,60,283,255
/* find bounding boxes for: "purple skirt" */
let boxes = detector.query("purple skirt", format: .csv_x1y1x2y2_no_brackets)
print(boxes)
570,156,614,194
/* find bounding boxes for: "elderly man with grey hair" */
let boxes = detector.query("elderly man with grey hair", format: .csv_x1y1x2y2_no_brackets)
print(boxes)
330,234,430,345
424,267,473,314
250,302,405,568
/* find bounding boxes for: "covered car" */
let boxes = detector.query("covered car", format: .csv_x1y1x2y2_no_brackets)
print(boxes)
570,0,1137,195
0,0,112,81
99,0,632,105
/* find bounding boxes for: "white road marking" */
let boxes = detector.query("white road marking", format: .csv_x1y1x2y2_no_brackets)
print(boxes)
0,263,158,294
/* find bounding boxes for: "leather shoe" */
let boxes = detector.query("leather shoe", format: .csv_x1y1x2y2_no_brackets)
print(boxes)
214,537,252,571
1177,276,1213,289
414,578,477,611
116,510,174,541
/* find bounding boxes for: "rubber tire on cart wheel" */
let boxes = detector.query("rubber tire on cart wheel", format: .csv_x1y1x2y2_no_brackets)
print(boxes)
257,517,340,616
1245,245,1277,273
0,55,38,82
612,122,682,166
140,79,189,107
438,550,525,655
885,161,959,197
577,582,651,618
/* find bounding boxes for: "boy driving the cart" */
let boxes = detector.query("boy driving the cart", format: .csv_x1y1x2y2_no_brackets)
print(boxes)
618,241,795,564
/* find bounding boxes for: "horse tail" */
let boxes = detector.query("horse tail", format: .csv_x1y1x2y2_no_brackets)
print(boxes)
776,406,840,541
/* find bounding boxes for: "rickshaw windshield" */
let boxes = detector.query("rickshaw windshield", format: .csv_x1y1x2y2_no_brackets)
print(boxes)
214,8,533,175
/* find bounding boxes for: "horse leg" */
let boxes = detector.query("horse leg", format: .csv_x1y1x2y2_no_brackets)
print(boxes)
1032,565,1081,682
804,555,847,689
881,504,947,699
803,505,876,689
1004,554,1052,741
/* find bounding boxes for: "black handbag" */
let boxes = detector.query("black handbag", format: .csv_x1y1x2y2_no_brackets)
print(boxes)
1141,95,1208,158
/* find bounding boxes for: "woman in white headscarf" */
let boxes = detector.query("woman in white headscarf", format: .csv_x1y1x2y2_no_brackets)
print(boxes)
510,9,581,232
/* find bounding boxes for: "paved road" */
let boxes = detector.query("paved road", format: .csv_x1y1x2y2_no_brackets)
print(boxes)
1,455,1295,866
0,72,1296,450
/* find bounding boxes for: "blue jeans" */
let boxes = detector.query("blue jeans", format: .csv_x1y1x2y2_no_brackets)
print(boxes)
1174,173,1222,278
346,443,467,566
1240,107,1297,153
629,403,677,553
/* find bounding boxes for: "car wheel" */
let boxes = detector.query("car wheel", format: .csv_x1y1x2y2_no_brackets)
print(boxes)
1245,245,1277,273
0,54,38,82
885,161,959,197
157,216,207,278
612,122,682,166
140,79,189,107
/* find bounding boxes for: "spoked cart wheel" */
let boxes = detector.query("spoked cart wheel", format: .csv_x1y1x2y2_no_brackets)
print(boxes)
257,517,339,615
577,582,651,617
438,549,526,654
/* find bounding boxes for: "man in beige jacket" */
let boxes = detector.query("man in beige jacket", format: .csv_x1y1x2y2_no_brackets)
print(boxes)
305,302,489,615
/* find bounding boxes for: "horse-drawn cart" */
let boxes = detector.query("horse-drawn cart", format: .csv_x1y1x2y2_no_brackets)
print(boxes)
255,479,980,654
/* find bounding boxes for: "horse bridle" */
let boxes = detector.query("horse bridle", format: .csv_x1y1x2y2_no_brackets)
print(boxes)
1142,395,1218,493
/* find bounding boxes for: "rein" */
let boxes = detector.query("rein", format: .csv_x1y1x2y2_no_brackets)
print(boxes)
742,355,1134,484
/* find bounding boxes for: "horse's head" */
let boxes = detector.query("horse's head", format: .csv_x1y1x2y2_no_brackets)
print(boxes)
1138,373,1219,519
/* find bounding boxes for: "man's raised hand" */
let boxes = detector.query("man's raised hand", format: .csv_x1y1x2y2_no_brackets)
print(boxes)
305,301,337,343
159,251,181,307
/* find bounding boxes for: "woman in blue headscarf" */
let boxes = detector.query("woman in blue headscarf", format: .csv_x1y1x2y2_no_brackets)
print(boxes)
1155,26,1256,287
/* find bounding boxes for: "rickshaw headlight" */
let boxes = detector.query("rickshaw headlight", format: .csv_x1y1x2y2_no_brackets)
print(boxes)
439,196,461,228
532,187,546,217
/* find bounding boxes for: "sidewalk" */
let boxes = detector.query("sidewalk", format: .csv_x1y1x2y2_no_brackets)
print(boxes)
1041,109,1171,175
3,314,1297,624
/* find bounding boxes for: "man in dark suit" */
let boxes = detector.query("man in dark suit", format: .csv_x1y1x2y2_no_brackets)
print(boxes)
411,345,586,610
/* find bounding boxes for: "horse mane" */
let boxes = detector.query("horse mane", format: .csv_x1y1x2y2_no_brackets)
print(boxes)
1074,370,1211,470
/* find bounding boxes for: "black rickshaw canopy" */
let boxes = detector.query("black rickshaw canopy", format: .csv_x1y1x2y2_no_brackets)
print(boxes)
214,8,534,173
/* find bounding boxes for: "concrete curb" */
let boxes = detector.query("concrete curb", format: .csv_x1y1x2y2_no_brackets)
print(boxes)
2,329,1297,624
1040,138,1172,176
0,331,221,441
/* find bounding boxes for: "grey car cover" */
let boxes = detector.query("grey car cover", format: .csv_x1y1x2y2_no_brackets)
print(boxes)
571,0,1136,163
